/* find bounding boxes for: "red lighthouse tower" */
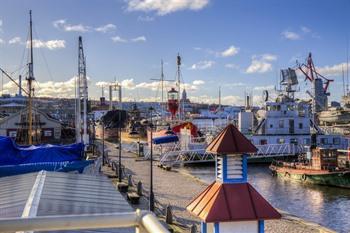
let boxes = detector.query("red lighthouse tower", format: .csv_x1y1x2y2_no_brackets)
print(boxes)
167,88,179,119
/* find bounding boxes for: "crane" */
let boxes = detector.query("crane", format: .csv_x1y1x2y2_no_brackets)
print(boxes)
297,52,334,95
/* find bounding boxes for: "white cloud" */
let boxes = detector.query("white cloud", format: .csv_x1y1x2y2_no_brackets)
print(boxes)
126,0,210,15
2,77,79,98
0,19,2,32
53,19,90,32
8,37,22,44
111,36,128,43
189,94,243,105
95,24,116,33
246,54,277,74
138,15,155,22
131,36,146,42
253,85,275,91
220,45,239,57
281,30,301,40
0,38,4,44
27,39,65,50
192,80,205,85
190,60,215,70
317,62,350,77
225,63,239,69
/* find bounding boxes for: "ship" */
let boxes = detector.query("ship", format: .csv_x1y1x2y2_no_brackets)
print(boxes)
238,58,347,160
269,147,350,188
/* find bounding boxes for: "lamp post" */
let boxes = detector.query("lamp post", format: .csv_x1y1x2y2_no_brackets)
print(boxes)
102,120,105,166
149,106,155,212
117,83,123,183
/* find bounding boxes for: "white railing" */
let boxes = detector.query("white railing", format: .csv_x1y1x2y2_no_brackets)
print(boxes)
159,148,215,166
253,143,304,157
0,210,169,233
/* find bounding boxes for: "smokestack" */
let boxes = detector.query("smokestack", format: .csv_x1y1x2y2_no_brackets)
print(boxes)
18,75,22,96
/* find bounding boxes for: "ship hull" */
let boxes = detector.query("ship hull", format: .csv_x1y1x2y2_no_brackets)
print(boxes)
270,165,350,188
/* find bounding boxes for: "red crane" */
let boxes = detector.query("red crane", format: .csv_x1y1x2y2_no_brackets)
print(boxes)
298,53,334,95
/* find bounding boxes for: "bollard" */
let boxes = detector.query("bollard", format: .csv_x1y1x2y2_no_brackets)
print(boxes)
137,181,143,196
128,174,133,187
165,205,173,224
190,224,197,233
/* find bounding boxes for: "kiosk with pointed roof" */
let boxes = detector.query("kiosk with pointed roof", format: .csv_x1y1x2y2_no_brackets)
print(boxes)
187,124,281,233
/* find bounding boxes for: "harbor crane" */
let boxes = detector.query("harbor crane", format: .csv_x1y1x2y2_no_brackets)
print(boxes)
297,52,334,95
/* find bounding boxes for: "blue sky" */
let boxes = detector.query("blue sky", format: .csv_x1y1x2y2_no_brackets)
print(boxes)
0,0,349,105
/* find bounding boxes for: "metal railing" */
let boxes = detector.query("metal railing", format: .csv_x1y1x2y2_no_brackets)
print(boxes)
0,210,169,233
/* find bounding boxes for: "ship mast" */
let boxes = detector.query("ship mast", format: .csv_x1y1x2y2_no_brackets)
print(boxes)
27,10,35,145
176,54,181,119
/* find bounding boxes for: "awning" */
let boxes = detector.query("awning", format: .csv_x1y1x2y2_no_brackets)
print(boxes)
152,135,179,145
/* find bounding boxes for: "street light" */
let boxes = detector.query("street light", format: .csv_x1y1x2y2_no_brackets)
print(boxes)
149,106,155,212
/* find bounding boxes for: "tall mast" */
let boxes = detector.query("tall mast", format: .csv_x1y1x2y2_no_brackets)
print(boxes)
27,10,34,145
76,36,88,144
176,54,181,119
161,59,164,104
219,86,221,112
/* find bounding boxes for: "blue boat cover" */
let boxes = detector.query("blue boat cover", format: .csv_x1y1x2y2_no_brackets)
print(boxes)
0,136,84,166
152,135,179,145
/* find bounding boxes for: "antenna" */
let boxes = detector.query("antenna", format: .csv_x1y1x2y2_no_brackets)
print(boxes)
150,59,172,117
342,65,346,97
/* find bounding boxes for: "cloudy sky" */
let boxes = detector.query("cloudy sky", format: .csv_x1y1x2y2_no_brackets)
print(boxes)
0,0,349,105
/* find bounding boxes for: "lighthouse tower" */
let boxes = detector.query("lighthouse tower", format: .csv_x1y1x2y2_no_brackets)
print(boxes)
187,124,281,233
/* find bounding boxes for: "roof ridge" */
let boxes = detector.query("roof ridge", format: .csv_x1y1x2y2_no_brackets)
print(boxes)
247,183,258,219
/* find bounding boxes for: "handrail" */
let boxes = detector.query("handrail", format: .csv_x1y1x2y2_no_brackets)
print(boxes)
0,210,169,233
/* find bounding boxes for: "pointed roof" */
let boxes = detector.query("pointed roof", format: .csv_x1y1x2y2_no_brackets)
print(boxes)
206,124,257,154
187,181,281,222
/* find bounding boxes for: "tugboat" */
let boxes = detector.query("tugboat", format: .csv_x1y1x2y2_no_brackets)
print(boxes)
270,147,350,188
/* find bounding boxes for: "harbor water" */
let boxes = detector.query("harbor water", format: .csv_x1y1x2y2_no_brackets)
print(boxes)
183,165,350,233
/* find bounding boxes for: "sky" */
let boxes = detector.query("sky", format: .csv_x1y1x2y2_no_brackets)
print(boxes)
0,0,349,105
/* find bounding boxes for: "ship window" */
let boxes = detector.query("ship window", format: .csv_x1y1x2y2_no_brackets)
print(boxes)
277,105,281,111
290,138,298,144
260,139,267,145
277,138,285,144
299,123,303,129
303,138,310,144
320,138,328,145
333,138,340,145
270,124,273,128
279,120,284,128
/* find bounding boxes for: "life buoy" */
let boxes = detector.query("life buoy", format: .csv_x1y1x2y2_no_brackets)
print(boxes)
301,174,307,181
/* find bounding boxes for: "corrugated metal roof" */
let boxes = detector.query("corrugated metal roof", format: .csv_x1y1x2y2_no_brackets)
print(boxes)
187,181,281,223
206,124,257,154
0,171,134,233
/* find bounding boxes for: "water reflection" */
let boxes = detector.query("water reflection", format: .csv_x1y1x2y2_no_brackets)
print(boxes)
183,164,350,233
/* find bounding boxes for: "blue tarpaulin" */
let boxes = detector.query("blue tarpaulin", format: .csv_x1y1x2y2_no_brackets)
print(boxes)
152,135,179,145
0,136,84,166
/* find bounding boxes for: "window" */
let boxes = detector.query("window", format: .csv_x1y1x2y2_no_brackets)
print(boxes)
333,138,340,145
44,130,52,137
303,138,311,145
270,124,273,128
277,138,285,144
277,105,281,111
260,139,267,145
279,120,284,128
299,123,303,129
290,138,298,144
320,138,328,145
